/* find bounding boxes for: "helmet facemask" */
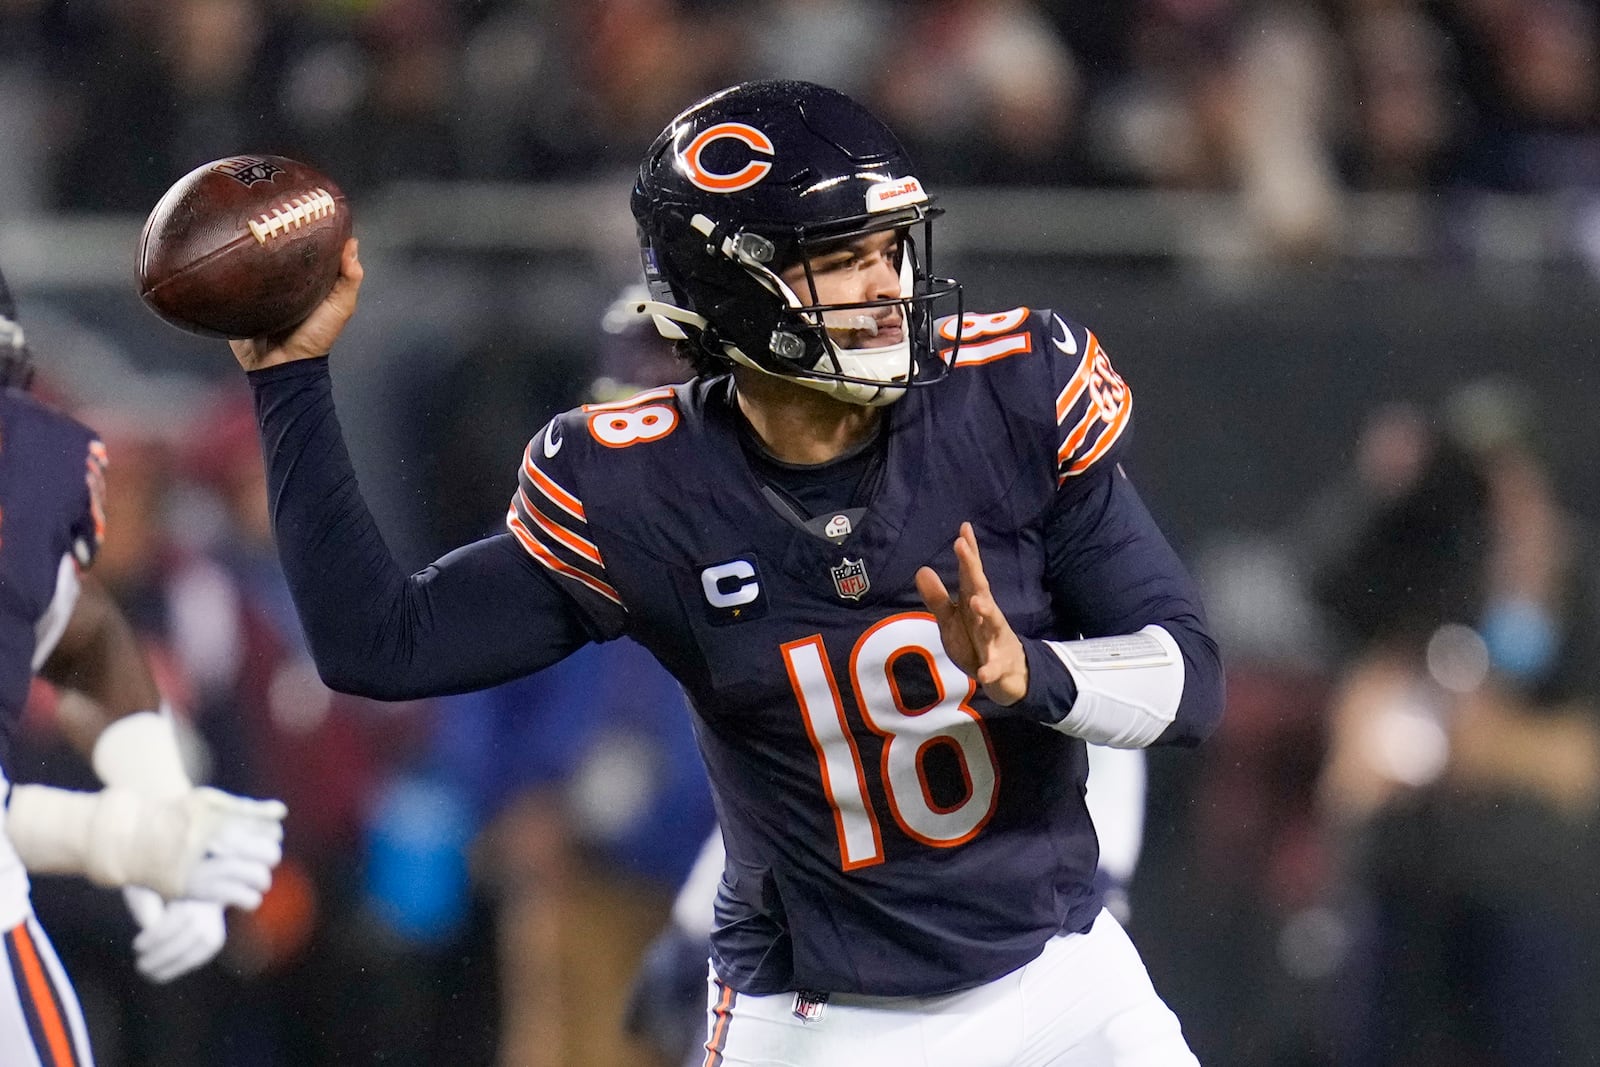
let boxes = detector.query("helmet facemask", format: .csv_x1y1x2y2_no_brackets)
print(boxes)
639,206,961,407
760,211,958,406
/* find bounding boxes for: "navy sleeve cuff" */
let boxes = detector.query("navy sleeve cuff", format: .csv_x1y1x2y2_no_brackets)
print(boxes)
1006,638,1079,724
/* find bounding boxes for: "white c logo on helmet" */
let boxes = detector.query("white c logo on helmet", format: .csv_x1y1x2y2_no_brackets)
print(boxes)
680,123,775,193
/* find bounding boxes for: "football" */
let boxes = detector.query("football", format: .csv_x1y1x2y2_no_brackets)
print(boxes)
137,155,351,338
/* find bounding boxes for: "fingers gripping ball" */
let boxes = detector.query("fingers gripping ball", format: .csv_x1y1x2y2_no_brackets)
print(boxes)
137,155,351,338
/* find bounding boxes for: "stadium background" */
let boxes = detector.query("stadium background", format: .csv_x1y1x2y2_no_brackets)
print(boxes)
4,1,1600,1064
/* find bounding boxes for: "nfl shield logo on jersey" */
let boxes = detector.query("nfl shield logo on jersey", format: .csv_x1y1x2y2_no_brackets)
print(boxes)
831,557,869,600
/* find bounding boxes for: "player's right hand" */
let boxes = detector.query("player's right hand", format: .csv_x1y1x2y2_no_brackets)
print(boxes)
123,887,227,984
916,521,1029,706
229,237,362,372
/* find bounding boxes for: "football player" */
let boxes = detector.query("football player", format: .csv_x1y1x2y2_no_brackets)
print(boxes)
0,267,287,1063
230,81,1224,1066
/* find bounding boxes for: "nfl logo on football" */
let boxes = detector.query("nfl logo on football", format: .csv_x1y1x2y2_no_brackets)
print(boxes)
831,557,869,600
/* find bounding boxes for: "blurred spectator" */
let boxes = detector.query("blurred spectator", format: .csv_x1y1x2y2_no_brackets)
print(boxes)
1093,0,1342,256
1310,380,1600,1066
1441,0,1600,192
436,642,715,1067
455,0,740,182
279,0,463,194
871,0,1086,184
1334,2,1461,190
1090,0,1244,191
0,0,51,212
1229,2,1341,255
44,0,280,212
170,387,486,1066
1131,534,1336,1067
739,0,892,102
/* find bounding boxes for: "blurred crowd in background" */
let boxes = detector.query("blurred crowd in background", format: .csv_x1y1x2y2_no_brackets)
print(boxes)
3,0,1600,220
4,0,1600,1065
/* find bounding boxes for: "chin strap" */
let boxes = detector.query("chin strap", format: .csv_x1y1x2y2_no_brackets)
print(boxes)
634,298,708,342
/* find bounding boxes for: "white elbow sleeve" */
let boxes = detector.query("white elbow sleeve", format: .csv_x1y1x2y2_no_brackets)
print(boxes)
1045,625,1185,749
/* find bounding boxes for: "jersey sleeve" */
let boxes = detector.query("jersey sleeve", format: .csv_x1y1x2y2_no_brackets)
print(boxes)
1044,313,1132,483
505,412,629,640
1033,462,1225,747
248,358,594,700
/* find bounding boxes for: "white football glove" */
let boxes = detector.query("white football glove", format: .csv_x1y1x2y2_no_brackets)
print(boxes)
123,887,226,984
84,707,288,908
7,783,286,907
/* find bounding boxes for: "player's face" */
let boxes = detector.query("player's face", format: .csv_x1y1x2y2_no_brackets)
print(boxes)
779,229,906,351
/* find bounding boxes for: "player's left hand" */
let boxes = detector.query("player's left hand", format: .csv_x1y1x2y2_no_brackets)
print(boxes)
916,522,1029,706
123,887,226,984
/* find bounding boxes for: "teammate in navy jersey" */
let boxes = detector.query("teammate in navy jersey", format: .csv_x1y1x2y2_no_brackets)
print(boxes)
0,267,286,1064
229,81,1223,1066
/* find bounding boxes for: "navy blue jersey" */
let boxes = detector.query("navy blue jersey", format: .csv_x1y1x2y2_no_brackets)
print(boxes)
0,389,105,764
249,306,1222,998
506,307,1200,995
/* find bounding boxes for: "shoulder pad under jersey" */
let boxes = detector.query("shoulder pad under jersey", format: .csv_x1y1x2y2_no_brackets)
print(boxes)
936,306,1132,483
503,386,686,636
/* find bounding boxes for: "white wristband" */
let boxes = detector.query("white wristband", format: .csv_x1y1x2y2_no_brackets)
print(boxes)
1045,625,1185,749
92,708,192,797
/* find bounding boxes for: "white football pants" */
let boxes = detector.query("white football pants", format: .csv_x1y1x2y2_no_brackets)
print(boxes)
699,909,1198,1067
0,769,94,1066
0,913,94,1067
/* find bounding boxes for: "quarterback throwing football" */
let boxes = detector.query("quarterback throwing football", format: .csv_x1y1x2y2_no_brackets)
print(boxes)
232,81,1224,1066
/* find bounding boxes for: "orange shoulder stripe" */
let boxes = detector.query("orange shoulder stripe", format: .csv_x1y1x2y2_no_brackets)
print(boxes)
521,447,586,522
1065,387,1132,477
506,508,622,607
1057,403,1101,467
518,488,603,567
1054,335,1096,423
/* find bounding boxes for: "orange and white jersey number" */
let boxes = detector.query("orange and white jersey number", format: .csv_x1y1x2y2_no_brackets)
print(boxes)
582,387,680,448
783,614,1000,871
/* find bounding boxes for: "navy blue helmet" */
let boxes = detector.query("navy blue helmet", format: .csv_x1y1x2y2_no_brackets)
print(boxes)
630,80,961,406
0,264,32,390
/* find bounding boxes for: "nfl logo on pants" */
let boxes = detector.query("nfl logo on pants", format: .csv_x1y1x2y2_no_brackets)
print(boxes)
830,558,869,600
